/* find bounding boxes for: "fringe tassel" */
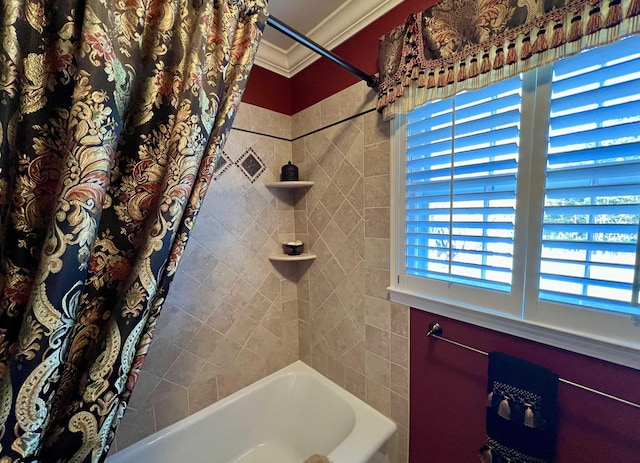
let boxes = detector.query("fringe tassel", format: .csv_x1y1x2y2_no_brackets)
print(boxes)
507,43,518,64
458,63,467,81
479,446,493,463
569,15,583,42
628,0,640,17
481,54,491,73
427,72,436,89
493,48,505,69
524,404,536,428
418,71,426,88
498,397,511,420
551,23,566,48
388,87,396,104
533,29,548,53
446,66,455,84
469,58,479,78
377,93,387,111
521,37,532,60
395,81,404,98
411,65,420,80
604,0,623,27
437,70,447,87
586,7,603,34
402,74,411,87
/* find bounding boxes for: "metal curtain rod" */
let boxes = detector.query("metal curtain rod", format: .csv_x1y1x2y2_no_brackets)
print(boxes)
426,323,640,410
266,15,379,89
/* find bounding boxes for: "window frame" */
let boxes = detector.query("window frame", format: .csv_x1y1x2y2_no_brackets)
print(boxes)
389,59,640,370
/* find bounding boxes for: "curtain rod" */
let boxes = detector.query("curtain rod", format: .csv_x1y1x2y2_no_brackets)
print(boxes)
426,323,640,410
266,15,379,89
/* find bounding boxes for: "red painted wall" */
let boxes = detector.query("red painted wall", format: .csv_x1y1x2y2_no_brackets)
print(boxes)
243,65,292,115
242,0,440,115
411,309,640,462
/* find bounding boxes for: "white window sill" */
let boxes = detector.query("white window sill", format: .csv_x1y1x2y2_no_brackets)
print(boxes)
389,286,640,371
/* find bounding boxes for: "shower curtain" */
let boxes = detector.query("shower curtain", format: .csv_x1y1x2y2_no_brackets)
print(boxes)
0,0,267,461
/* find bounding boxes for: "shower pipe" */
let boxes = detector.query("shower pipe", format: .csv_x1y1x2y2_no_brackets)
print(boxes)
426,322,640,409
266,15,379,89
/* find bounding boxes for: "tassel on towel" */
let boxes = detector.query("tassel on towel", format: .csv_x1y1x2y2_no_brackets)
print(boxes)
524,403,536,428
498,397,511,420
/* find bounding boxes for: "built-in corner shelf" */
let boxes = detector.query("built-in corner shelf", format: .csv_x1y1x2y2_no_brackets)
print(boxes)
265,180,315,263
268,253,316,262
265,181,314,189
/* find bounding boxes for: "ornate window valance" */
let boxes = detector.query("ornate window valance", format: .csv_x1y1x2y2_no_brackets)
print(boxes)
377,0,640,119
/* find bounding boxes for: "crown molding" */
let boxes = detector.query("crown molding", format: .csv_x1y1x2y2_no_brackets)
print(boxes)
255,0,403,78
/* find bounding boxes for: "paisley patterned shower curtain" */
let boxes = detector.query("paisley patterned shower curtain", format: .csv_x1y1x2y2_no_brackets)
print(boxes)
0,0,267,461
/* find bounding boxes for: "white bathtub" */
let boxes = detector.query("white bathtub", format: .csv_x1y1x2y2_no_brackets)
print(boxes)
107,361,397,463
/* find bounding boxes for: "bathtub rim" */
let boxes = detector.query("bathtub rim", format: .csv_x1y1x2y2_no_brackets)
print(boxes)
107,360,397,463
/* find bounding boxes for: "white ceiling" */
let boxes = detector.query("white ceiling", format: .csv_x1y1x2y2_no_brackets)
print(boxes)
256,0,403,78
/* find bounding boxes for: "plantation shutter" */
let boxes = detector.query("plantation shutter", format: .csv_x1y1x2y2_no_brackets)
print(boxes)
405,75,523,293
539,35,640,314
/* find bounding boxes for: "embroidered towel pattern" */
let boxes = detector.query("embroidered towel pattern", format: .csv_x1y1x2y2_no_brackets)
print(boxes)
485,352,559,463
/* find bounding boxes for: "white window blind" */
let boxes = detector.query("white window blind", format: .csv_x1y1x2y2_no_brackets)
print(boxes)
393,35,640,366
540,40,640,314
405,76,522,293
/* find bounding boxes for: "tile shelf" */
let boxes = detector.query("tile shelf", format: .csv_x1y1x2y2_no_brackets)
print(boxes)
265,181,314,188
268,253,317,262
265,180,315,262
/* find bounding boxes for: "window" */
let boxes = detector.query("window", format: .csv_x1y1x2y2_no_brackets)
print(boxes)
391,36,640,366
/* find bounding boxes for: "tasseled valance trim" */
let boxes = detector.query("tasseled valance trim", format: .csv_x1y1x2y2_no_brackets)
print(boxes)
376,0,640,120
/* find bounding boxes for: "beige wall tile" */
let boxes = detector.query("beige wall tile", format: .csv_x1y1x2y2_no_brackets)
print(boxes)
365,351,390,387
365,238,391,271
364,110,391,145
364,141,391,177
333,278,363,313
366,380,391,416
164,351,206,387
390,303,409,337
322,257,348,291
366,267,390,299
365,207,390,239
345,366,366,400
391,392,409,427
143,338,182,378
115,406,156,450
390,333,409,367
165,270,200,310
148,380,189,430
209,338,243,368
364,175,390,208
186,325,224,360
158,309,203,350
334,239,361,275
128,370,161,411
366,324,390,359
182,284,219,322
334,200,361,236
365,296,391,331
187,362,220,413
390,363,409,398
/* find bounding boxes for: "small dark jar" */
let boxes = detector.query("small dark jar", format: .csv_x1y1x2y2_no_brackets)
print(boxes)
280,161,299,181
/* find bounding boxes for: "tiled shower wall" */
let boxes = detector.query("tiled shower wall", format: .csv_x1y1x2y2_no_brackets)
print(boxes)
112,82,409,463
112,104,298,452
292,82,409,463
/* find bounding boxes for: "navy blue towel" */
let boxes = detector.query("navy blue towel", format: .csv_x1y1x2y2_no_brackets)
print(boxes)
485,352,559,463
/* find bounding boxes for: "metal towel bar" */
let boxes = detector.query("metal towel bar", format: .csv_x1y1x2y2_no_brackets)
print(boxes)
427,322,640,410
